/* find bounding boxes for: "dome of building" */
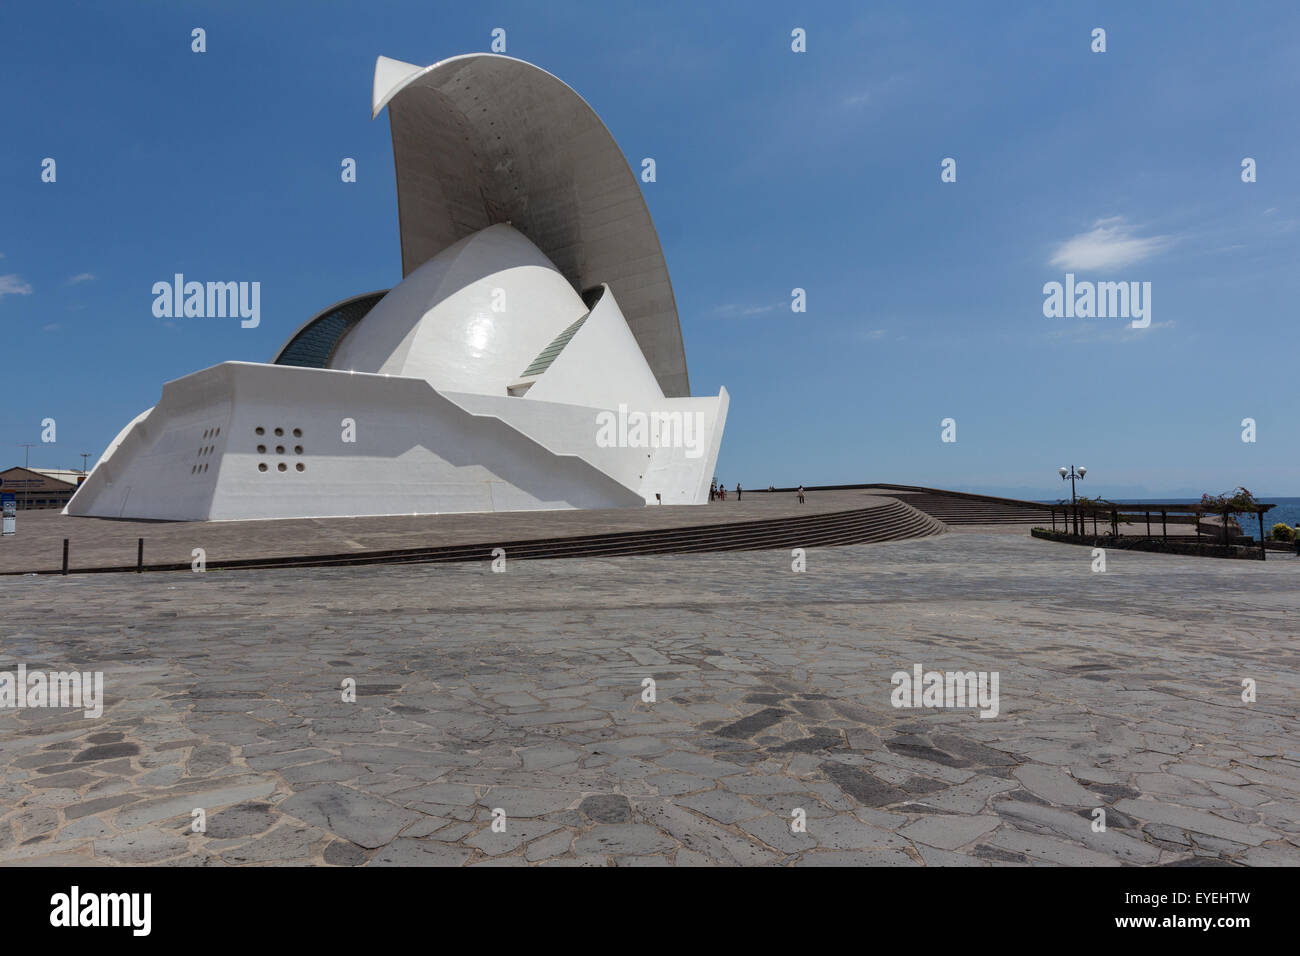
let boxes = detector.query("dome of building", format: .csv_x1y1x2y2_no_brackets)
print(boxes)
328,224,587,396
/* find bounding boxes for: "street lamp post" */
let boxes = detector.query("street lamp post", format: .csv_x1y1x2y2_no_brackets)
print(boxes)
17,443,37,511
1058,465,1087,535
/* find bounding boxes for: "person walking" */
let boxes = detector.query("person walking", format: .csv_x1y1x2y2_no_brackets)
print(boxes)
709,479,716,502
736,483,742,501
797,485,805,504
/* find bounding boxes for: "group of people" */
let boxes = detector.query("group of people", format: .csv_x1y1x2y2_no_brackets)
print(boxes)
707,480,806,504
709,480,741,502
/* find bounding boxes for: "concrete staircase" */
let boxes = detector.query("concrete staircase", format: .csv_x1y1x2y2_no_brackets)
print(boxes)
883,492,1049,526
763,484,1055,527
28,496,945,574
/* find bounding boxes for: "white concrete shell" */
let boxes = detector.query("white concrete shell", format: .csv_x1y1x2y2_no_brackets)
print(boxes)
330,224,589,395
66,52,726,522
373,53,691,398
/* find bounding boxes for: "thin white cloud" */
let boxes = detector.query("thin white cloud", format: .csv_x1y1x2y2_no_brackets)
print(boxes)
0,274,33,299
842,73,907,110
67,272,96,284
1046,319,1175,343
710,301,784,318
1049,218,1171,271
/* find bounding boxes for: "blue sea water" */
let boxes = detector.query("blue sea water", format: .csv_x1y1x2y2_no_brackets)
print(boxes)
1257,498,1300,534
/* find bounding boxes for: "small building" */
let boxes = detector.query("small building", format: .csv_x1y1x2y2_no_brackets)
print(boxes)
0,467,84,510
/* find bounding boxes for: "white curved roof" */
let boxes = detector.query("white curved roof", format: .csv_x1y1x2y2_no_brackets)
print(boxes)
373,53,691,398
329,223,588,396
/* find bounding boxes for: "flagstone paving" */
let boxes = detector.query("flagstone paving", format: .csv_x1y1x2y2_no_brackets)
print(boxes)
0,533,1297,866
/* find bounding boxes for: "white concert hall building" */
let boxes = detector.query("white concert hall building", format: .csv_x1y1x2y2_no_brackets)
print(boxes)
67,54,728,521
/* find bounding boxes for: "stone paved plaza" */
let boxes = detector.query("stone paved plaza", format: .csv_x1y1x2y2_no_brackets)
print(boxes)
1,533,1297,866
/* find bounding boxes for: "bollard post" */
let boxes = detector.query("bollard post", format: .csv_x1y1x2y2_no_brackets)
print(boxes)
62,538,69,576
137,538,144,574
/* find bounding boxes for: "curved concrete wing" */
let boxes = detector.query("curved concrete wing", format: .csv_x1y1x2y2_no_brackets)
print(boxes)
373,54,691,398
524,284,664,409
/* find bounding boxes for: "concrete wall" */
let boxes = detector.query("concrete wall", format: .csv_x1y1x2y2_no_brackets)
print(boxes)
67,363,644,521
447,388,728,506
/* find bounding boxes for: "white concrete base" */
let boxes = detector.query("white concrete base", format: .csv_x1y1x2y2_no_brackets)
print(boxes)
66,362,725,521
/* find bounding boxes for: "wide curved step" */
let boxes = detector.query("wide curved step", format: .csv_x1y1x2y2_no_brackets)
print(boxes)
20,497,946,575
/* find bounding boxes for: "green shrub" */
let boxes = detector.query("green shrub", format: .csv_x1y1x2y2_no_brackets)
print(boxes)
1271,523,1294,542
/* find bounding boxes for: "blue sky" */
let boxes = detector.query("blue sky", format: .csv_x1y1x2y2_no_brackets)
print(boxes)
3,0,1297,500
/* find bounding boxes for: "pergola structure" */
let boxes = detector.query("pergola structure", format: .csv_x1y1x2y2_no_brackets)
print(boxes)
1046,501,1278,557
